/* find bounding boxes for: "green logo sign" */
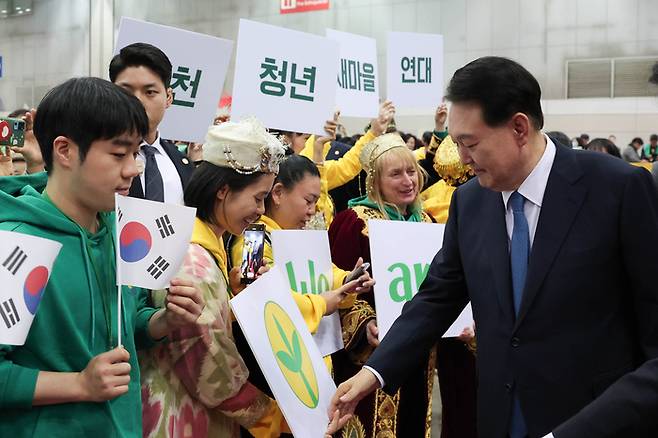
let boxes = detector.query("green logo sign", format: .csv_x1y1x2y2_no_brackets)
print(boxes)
285,260,330,295
388,262,430,302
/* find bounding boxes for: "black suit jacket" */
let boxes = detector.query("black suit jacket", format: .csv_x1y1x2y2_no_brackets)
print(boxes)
129,138,194,199
367,145,658,437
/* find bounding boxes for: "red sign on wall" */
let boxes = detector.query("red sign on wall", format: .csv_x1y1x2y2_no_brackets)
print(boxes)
280,0,330,14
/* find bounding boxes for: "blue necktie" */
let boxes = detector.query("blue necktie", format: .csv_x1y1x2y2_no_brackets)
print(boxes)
510,191,529,315
509,191,529,438
142,145,165,202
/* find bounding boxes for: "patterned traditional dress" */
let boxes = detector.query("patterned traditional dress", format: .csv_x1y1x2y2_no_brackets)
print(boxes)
139,218,285,438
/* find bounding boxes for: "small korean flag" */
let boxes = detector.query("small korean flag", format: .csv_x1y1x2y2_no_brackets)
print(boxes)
115,195,196,290
0,230,62,345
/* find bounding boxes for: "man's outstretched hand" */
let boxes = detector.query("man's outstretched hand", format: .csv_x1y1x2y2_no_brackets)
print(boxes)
328,368,381,420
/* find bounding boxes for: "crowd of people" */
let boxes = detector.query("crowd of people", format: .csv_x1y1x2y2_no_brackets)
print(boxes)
1,41,658,438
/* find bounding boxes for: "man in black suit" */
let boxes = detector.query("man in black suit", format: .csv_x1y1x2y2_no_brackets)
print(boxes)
110,43,193,204
329,57,658,437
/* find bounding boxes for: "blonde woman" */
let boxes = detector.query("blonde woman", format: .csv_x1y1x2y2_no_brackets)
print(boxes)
327,133,436,437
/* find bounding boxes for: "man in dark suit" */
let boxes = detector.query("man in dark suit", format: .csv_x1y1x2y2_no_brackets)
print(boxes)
329,57,658,437
110,43,193,204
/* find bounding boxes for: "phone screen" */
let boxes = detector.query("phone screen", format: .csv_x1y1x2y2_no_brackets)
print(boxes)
0,118,26,147
240,226,265,284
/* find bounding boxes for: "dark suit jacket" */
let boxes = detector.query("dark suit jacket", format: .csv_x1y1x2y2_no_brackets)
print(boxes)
367,145,658,438
128,138,194,199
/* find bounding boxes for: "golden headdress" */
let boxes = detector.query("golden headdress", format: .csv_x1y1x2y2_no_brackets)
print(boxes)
433,135,474,186
202,118,286,174
359,133,408,196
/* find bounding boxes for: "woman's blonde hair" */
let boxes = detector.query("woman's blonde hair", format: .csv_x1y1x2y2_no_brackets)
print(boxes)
368,146,426,219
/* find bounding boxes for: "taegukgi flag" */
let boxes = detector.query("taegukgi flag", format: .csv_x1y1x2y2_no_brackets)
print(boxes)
115,194,196,290
0,230,62,345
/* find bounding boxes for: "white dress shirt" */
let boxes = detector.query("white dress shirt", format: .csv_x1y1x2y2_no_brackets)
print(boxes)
364,135,558,438
502,135,556,247
137,133,185,205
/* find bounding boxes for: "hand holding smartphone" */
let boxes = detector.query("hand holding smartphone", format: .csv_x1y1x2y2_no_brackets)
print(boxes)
240,224,265,284
345,262,370,283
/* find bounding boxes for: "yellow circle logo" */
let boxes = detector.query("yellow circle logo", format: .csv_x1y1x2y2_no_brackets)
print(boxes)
264,300,319,408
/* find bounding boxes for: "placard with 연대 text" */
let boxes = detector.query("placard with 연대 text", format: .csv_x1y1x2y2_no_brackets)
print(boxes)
386,31,444,112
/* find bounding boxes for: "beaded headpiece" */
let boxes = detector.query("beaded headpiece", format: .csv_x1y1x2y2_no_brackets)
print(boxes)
359,133,408,196
433,135,475,186
203,118,286,174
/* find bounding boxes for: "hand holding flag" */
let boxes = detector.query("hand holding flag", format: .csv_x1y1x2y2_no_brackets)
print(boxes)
76,347,131,402
146,277,205,340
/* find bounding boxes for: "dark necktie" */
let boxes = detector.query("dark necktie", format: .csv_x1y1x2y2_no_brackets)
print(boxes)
142,145,164,202
509,190,529,438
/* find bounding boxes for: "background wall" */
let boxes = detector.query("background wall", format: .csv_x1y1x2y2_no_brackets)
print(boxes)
1,0,658,145
0,0,90,112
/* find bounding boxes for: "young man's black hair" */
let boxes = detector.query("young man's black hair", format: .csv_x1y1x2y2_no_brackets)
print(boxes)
34,77,149,172
109,42,173,88
446,56,544,130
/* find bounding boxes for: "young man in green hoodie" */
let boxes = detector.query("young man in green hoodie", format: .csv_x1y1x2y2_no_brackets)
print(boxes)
0,77,204,437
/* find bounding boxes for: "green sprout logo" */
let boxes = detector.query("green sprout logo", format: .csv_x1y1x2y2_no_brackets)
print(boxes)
264,301,319,408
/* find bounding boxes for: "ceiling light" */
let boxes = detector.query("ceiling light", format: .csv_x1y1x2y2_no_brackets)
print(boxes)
25,8,30,11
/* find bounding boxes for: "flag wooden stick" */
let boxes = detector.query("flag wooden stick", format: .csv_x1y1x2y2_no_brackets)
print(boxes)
115,194,122,348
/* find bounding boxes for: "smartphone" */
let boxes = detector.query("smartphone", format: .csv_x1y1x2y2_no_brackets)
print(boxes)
240,224,265,284
0,117,26,147
345,262,370,283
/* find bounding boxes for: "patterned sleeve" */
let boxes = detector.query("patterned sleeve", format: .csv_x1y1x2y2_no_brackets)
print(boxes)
161,244,272,427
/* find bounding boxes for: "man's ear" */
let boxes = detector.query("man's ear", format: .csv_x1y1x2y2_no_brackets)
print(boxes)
165,87,173,109
510,113,531,146
51,136,77,170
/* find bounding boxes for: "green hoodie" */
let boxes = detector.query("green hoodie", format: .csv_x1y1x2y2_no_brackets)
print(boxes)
0,173,158,437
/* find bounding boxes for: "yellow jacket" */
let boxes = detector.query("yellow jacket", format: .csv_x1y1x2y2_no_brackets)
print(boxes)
421,180,456,224
300,130,377,226
414,147,426,161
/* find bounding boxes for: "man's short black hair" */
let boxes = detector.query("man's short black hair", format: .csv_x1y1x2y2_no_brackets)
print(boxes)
446,56,544,130
651,134,658,142
109,43,172,88
34,77,149,173
650,62,658,85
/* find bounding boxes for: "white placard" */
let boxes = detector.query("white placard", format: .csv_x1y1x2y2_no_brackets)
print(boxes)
230,267,336,438
114,17,234,143
369,219,472,340
386,31,444,111
271,230,343,356
326,29,379,118
115,195,196,290
0,230,62,345
231,19,339,135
